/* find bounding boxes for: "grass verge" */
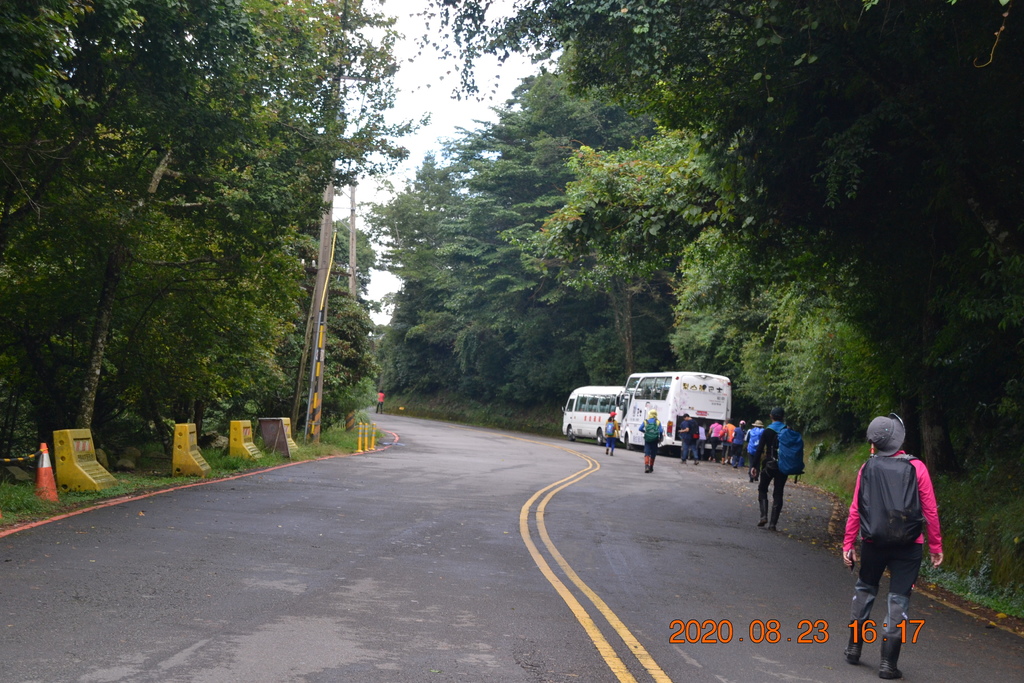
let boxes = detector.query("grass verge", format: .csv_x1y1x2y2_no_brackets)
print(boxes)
0,421,376,529
381,391,563,437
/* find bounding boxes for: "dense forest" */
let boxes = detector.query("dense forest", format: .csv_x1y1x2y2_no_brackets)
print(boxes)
372,0,1024,480
0,0,397,456
366,0,1024,597
367,74,679,408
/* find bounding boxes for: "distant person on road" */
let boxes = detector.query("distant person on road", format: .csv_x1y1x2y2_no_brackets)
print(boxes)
708,420,724,462
730,421,747,468
679,413,699,464
721,421,736,464
642,409,664,474
746,420,765,482
752,407,787,530
604,412,619,456
376,391,385,413
697,423,707,462
842,413,944,680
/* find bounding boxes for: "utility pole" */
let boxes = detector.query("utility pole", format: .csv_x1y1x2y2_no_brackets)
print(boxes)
301,184,336,443
348,183,358,298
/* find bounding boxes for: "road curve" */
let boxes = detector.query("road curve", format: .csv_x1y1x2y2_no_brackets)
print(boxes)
0,413,1020,682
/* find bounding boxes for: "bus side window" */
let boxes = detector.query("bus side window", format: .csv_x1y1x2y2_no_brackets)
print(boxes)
656,376,671,401
565,398,575,412
637,377,657,400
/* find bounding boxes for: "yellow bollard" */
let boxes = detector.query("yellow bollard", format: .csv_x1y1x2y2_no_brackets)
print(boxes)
229,420,262,460
172,424,212,477
370,422,377,450
355,423,365,453
52,429,117,492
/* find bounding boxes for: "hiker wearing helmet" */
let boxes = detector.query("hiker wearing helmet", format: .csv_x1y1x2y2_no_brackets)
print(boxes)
842,413,944,680
641,409,664,473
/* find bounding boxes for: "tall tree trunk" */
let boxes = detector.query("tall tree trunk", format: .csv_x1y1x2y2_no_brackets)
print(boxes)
610,278,636,375
193,399,205,437
74,151,171,431
918,402,957,473
917,305,960,474
76,244,127,429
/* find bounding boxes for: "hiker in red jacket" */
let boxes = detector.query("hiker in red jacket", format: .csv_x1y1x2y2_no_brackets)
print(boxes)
842,413,944,680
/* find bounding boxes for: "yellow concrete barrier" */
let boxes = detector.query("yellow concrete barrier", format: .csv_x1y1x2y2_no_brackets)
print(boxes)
52,429,117,492
172,424,211,477
229,420,262,460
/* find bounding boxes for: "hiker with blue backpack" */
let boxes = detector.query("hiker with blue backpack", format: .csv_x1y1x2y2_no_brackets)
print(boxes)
746,419,765,481
603,412,619,456
641,409,664,473
842,414,944,680
752,406,805,531
729,420,747,468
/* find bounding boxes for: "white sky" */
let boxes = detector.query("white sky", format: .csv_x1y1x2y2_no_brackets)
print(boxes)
341,2,542,325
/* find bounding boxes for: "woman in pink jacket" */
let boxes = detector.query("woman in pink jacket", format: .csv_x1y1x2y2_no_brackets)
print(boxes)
842,413,943,680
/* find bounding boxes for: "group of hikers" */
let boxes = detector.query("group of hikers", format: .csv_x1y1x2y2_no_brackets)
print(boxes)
602,407,944,680
601,410,764,473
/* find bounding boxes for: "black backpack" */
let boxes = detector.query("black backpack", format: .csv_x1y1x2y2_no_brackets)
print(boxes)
857,454,924,546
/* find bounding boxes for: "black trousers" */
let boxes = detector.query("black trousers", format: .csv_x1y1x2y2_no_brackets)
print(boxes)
858,542,923,597
757,465,788,507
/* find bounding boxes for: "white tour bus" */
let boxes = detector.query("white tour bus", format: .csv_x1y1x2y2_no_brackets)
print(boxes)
617,372,732,453
562,385,626,443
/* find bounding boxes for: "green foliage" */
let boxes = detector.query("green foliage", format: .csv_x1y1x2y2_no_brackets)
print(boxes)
382,391,564,438
432,0,1024,475
369,71,673,406
0,0,401,455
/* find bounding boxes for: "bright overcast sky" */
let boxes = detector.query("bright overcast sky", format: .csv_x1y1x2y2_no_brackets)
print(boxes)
348,1,543,324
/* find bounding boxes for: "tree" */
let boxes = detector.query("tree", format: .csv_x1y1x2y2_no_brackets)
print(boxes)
0,0,406,453
369,71,672,407
430,0,1024,472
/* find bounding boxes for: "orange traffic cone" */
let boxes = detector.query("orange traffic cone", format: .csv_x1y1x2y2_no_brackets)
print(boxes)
35,443,59,502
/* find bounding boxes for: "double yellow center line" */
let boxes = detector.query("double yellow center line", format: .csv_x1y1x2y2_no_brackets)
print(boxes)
512,436,673,683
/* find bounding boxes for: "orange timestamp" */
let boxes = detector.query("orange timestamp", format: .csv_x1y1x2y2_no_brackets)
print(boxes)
849,619,926,644
669,619,830,644
669,619,927,644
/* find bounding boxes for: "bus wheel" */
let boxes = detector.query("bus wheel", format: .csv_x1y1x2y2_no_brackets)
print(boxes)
596,428,604,442
566,425,576,442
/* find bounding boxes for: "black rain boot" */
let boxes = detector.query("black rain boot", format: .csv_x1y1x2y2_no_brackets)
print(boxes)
878,637,903,679
844,626,863,665
757,499,768,527
767,504,782,531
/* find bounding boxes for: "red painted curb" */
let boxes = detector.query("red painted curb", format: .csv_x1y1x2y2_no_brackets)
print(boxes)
0,430,400,539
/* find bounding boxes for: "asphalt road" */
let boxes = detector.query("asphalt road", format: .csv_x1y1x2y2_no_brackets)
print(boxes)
0,414,1021,682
